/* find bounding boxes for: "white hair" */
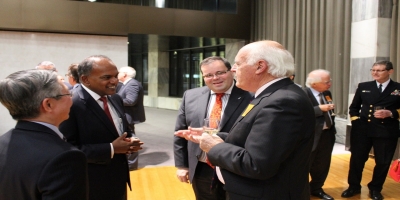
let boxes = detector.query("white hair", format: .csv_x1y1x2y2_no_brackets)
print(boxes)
119,66,136,78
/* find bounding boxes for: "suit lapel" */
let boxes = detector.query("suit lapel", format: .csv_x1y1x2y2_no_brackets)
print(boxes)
197,88,211,126
78,86,119,138
220,85,246,130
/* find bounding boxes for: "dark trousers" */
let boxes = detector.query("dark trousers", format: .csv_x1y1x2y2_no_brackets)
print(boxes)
309,128,336,192
192,162,226,200
348,121,398,191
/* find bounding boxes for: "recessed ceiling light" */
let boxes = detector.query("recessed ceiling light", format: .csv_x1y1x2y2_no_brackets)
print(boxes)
88,0,96,2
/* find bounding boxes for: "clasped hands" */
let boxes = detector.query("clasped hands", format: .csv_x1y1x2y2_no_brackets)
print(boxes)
374,109,392,119
112,132,144,154
174,127,224,153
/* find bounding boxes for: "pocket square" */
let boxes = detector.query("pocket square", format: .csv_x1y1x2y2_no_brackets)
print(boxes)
391,90,400,96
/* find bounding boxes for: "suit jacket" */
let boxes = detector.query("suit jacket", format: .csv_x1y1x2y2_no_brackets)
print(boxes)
117,78,146,124
173,83,252,182
303,88,336,151
349,80,400,138
59,84,133,200
0,121,88,200
207,78,315,200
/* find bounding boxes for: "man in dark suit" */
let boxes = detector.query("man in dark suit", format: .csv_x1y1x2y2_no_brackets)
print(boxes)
59,55,143,200
0,69,88,199
342,60,400,200
117,66,146,171
176,41,315,199
304,69,336,200
174,56,252,199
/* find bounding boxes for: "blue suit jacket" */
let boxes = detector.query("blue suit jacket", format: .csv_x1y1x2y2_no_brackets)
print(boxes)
60,84,132,200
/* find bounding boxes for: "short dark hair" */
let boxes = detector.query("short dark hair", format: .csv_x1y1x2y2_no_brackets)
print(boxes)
68,63,80,83
200,56,231,72
78,55,112,82
373,60,393,70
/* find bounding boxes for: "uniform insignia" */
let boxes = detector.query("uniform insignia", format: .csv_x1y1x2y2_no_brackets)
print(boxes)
362,90,371,93
391,89,400,95
242,104,254,116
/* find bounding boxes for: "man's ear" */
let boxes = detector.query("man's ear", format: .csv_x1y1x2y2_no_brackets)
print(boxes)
41,98,52,112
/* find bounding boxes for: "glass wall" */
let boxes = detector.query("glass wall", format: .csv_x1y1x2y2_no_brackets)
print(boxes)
128,34,225,97
76,0,237,14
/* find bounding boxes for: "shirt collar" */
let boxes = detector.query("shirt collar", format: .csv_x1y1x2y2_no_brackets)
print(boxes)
376,79,390,88
31,121,65,140
255,77,286,98
123,78,132,85
81,84,102,100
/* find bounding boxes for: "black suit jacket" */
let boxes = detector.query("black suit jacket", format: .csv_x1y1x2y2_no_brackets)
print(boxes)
303,88,336,151
117,78,146,124
0,121,88,200
173,84,252,182
349,80,400,138
208,78,315,200
59,84,133,200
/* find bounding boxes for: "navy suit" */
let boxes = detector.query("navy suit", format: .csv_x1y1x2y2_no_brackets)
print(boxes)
174,83,252,199
348,80,400,192
208,79,315,200
60,84,132,200
0,121,88,200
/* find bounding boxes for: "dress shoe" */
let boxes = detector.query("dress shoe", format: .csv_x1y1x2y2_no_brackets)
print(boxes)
341,188,361,197
311,191,334,200
369,190,383,200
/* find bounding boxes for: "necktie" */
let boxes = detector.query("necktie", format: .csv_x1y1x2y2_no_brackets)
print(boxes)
379,84,383,93
209,93,224,128
319,93,332,128
99,96,116,130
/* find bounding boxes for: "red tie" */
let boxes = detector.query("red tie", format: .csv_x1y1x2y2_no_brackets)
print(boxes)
209,93,224,128
99,96,114,124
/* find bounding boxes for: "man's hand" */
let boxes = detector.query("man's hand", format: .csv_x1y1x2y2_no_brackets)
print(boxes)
319,104,334,112
112,133,143,154
174,127,203,143
374,109,392,119
176,168,189,183
199,133,224,153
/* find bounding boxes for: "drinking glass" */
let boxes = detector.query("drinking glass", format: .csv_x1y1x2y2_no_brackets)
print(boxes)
325,95,336,116
203,118,220,135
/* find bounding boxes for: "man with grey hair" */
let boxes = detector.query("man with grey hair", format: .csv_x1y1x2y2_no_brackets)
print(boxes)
0,69,88,200
303,69,336,200
36,60,57,72
117,66,145,171
176,40,315,199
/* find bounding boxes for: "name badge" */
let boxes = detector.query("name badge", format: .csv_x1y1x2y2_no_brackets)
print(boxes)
242,104,254,116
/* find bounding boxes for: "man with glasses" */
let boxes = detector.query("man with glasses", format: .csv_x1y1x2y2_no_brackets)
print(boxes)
174,56,252,199
304,69,336,200
60,55,143,200
342,60,400,200
0,69,87,199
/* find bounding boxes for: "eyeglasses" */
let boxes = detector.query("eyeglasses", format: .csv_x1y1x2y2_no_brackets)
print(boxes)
202,70,229,79
370,69,387,73
49,93,73,99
